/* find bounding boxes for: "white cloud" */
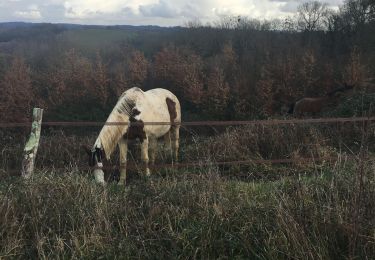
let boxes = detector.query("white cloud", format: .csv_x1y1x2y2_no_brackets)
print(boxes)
14,10,42,19
275,0,345,14
13,4,42,20
0,0,345,25
63,0,158,18
139,0,179,18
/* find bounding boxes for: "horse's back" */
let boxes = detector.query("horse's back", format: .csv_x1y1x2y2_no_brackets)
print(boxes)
146,88,180,103
145,88,181,121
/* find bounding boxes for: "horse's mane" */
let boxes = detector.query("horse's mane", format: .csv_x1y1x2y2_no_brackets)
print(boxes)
95,88,142,159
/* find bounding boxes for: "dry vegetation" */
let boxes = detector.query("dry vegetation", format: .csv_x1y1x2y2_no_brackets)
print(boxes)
0,156,374,259
0,122,374,258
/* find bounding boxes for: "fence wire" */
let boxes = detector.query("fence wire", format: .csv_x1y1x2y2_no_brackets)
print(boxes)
0,117,373,175
0,116,374,128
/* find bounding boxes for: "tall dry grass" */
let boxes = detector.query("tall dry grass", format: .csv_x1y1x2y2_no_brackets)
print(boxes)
1,121,373,174
0,157,374,259
0,122,374,258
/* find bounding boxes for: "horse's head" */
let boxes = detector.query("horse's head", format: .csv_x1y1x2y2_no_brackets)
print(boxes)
83,146,103,166
83,145,106,184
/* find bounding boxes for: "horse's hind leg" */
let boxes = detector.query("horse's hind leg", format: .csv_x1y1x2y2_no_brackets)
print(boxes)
171,126,180,162
164,131,171,150
164,131,173,161
118,138,128,185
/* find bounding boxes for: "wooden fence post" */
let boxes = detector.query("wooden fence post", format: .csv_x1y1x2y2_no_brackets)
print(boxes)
21,108,43,179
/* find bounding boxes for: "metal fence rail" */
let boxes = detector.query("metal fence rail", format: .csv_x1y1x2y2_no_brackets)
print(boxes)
0,116,374,128
0,116,372,173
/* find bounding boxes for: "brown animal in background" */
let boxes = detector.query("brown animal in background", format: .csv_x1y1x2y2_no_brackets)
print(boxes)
287,83,353,117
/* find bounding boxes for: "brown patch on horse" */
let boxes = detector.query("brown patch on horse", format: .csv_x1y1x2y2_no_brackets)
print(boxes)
126,109,146,142
166,97,177,122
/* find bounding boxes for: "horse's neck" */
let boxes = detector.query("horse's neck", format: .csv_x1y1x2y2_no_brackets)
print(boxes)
97,111,130,159
94,89,147,159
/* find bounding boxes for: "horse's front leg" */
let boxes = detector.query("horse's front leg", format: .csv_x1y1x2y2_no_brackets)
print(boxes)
140,136,150,176
118,138,128,185
149,137,157,165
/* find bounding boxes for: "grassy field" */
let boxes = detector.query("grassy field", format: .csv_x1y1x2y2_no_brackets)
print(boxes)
0,158,374,259
0,123,374,259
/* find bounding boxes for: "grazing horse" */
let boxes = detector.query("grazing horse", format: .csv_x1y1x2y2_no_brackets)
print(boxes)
288,83,353,116
85,87,181,185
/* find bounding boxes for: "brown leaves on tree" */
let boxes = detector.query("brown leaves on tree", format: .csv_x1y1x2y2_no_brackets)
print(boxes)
0,57,33,122
92,53,110,106
153,46,204,105
256,64,275,117
206,66,230,115
128,50,148,88
40,49,111,109
344,46,367,86
299,49,318,95
112,49,148,97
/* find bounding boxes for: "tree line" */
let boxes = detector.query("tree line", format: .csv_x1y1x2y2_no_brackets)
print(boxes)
0,0,374,123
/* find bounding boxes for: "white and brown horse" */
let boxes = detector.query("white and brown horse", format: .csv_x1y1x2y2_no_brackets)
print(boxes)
85,87,181,185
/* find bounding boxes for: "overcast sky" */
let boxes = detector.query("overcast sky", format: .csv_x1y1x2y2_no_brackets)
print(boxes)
0,0,345,26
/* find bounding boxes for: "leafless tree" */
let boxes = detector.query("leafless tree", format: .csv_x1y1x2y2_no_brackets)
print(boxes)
297,1,329,31
340,0,375,29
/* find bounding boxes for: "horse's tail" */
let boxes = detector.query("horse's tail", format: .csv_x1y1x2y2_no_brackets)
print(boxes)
287,102,295,114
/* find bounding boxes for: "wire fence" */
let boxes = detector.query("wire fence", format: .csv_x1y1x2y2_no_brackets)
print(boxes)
1,116,374,128
0,116,374,173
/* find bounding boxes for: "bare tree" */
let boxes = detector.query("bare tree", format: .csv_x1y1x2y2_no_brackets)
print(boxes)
340,0,375,29
297,1,329,31
184,19,203,28
213,15,240,29
283,17,298,32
